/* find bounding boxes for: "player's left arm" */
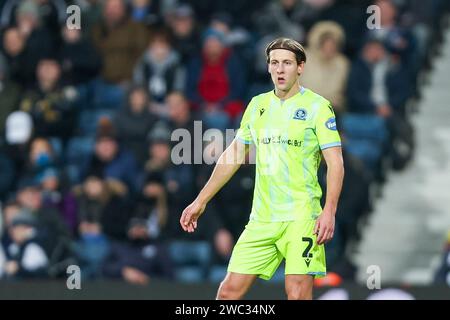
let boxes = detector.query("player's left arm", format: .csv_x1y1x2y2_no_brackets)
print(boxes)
314,146,344,245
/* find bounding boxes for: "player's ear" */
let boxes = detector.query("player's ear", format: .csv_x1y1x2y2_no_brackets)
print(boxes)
297,61,305,75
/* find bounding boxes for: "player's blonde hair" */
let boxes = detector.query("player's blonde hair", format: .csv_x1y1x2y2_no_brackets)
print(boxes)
265,38,307,64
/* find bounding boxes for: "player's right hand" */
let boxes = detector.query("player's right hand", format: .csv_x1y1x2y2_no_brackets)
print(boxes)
180,199,206,233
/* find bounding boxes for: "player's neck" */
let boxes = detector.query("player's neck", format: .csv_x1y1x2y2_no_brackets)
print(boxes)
274,83,301,101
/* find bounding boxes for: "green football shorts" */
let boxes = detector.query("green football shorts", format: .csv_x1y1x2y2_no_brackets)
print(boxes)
227,219,326,280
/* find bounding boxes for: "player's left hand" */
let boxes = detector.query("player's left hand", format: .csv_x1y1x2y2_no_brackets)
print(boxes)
314,211,335,245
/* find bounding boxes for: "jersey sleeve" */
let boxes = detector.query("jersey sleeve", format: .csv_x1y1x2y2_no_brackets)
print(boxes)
314,102,341,150
235,99,255,144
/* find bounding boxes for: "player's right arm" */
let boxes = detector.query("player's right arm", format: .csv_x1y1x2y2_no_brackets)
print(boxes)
180,138,250,233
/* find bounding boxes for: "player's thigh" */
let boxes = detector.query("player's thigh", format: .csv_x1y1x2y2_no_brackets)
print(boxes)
277,219,326,277
228,221,283,279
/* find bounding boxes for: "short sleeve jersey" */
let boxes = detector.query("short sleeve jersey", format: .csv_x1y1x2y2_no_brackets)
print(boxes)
236,87,341,222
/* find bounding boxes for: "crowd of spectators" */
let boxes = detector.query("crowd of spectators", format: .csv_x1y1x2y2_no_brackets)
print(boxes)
0,0,448,285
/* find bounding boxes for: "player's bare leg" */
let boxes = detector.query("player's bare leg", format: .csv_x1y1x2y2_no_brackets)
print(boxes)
216,272,258,300
285,274,314,300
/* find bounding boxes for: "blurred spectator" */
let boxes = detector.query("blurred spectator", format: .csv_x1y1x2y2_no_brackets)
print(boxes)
366,0,419,75
434,231,450,286
15,178,70,262
1,0,66,39
253,0,309,42
166,4,201,64
143,123,196,226
1,201,21,251
0,51,21,135
113,86,158,165
301,21,350,114
2,210,49,279
102,165,174,284
91,0,149,84
72,174,130,278
0,149,15,201
83,119,141,194
37,168,78,237
209,12,252,54
74,0,103,36
347,38,411,117
19,58,77,141
2,27,27,85
133,29,186,104
7,0,57,88
130,0,161,27
196,136,246,262
186,28,245,130
19,137,58,186
304,0,369,57
165,91,201,168
2,112,33,192
60,27,101,86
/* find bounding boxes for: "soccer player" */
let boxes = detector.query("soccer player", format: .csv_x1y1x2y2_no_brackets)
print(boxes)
180,38,344,300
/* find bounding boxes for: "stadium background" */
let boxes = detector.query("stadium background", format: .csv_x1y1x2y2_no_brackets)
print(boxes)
0,0,449,299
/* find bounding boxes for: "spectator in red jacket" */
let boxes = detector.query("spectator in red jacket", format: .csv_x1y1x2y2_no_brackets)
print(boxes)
185,28,246,131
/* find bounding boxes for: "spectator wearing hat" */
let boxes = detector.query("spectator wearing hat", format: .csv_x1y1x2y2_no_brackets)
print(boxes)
133,29,186,105
166,4,201,65
37,167,78,237
8,0,57,88
301,21,350,114
15,177,70,261
2,209,49,279
185,28,246,131
209,12,252,61
113,86,158,166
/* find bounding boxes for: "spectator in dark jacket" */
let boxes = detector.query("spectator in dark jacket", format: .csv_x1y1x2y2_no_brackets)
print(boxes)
9,0,57,88
347,38,412,117
60,27,101,86
15,178,70,260
72,173,131,278
113,86,158,165
19,59,77,141
166,4,201,65
84,119,141,194
366,0,419,76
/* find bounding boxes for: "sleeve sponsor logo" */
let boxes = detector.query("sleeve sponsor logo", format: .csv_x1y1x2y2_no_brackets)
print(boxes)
325,117,337,131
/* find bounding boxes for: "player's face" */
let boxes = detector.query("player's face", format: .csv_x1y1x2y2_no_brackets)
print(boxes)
268,49,304,93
